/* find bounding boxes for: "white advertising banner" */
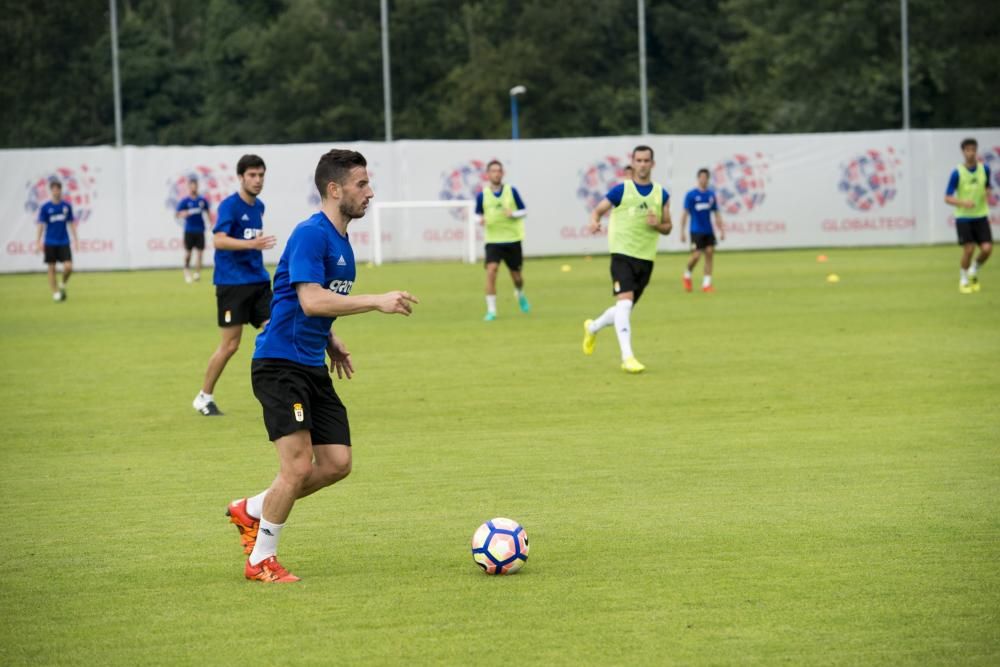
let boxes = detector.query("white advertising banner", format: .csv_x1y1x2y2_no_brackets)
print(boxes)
1,129,996,273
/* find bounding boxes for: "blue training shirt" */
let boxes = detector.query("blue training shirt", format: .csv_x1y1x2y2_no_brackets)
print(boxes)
213,193,270,285
605,181,670,207
176,196,210,233
37,201,74,246
254,212,356,367
474,186,526,215
946,164,992,220
684,188,718,235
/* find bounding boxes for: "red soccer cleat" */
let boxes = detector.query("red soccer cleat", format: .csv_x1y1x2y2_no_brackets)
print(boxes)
245,555,300,583
682,275,692,292
702,285,715,293
226,498,259,555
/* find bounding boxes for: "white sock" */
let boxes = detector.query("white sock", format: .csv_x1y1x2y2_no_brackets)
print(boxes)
514,288,524,298
703,275,712,287
590,305,616,333
960,268,969,284
614,299,634,360
246,490,268,519
200,391,214,402
249,517,284,565
970,261,980,276
486,295,497,314
683,270,692,279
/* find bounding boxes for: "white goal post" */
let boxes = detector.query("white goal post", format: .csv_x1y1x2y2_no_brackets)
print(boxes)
371,200,477,266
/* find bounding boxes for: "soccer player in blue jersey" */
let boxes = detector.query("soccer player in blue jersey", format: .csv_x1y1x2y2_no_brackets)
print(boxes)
175,176,211,283
679,168,726,293
192,155,277,416
224,149,418,583
944,138,992,293
582,146,671,373
35,180,78,302
476,160,529,320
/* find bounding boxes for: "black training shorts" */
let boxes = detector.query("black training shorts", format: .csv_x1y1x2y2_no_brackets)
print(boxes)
956,218,993,246
485,242,523,271
184,232,206,251
43,244,72,264
610,253,655,303
216,282,272,328
252,358,351,445
691,233,717,250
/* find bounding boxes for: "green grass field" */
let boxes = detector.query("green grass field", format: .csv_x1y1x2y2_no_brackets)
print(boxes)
1,246,998,666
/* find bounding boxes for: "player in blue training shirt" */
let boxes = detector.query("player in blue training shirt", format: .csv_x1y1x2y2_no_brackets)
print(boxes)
175,176,211,283
679,168,726,293
944,137,993,293
223,149,418,583
35,180,78,302
192,155,277,416
476,159,530,320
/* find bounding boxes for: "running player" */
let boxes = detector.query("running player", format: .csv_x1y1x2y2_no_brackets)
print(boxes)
679,168,725,292
477,159,529,320
945,138,993,293
225,148,418,583
35,180,78,302
192,155,277,416
581,146,671,373
176,176,210,283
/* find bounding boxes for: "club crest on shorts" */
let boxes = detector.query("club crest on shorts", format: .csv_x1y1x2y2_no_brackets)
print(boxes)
293,403,304,422
224,309,232,323
614,281,621,293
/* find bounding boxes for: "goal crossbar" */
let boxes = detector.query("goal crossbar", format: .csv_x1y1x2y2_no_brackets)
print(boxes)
371,200,477,266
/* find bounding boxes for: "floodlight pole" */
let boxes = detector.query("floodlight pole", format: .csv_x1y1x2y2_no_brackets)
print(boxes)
638,0,649,135
380,0,393,141
900,0,910,130
510,85,526,140
109,0,123,146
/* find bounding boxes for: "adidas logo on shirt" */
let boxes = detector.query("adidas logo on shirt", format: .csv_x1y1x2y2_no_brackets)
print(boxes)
337,255,347,266
241,214,249,221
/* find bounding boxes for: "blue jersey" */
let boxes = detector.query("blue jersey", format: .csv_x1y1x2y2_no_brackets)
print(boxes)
212,193,269,285
37,201,74,246
605,182,670,207
684,188,718,235
475,186,526,215
254,212,356,367
176,196,210,233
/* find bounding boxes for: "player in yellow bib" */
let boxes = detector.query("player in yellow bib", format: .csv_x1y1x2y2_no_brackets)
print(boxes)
944,138,993,293
477,160,530,320
582,146,672,373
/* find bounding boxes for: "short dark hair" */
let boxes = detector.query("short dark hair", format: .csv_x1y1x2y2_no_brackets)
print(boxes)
961,138,978,150
486,159,503,170
49,179,62,189
315,149,368,198
697,168,710,178
236,154,266,176
632,145,654,160
187,175,199,185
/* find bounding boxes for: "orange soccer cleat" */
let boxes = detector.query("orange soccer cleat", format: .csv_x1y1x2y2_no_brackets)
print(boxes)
682,275,692,292
245,556,300,583
226,498,259,555
702,285,715,293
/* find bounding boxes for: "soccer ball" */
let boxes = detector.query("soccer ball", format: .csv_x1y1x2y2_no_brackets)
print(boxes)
471,518,529,575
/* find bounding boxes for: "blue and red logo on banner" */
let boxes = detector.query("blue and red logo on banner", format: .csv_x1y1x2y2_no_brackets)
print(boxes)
576,156,630,211
164,164,236,223
838,148,901,211
25,166,98,224
713,153,769,215
981,147,1000,208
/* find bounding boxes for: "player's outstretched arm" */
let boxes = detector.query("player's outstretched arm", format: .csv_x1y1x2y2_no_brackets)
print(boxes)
212,232,277,251
297,283,419,318
589,199,613,233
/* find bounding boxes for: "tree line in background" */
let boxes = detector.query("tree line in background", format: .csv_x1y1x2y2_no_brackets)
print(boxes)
1,0,996,148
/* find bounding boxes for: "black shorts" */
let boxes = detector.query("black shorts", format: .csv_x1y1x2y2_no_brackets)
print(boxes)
691,233,717,250
252,358,350,445
184,232,205,250
485,242,523,271
216,282,272,328
610,253,655,303
956,218,993,245
43,244,71,264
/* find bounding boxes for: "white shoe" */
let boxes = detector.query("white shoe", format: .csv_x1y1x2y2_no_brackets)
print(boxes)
193,392,223,416
192,272,200,282
184,270,193,284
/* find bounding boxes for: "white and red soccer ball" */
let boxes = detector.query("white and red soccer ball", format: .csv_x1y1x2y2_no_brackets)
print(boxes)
471,518,529,575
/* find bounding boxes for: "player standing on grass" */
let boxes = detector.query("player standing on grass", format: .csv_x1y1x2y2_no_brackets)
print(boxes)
192,155,277,416
679,168,725,293
35,180,78,302
176,176,210,283
581,146,671,373
944,138,993,294
477,159,530,321
225,148,418,583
